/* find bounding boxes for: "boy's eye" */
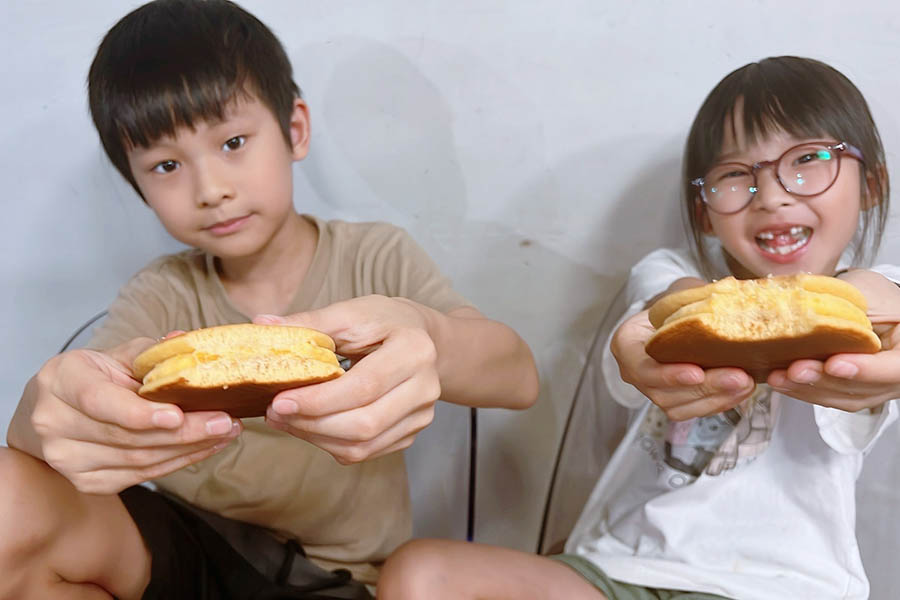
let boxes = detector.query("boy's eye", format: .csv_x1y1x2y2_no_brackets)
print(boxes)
223,136,246,151
152,160,179,174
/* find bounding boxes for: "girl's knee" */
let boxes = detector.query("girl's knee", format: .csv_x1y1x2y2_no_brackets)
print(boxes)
378,539,464,599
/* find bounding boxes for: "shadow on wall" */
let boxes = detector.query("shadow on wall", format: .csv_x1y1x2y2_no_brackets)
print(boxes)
297,36,685,547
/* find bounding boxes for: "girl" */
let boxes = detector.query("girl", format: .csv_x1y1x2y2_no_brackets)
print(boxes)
376,56,900,600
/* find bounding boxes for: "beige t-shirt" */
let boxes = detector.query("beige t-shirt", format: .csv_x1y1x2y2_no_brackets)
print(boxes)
89,216,471,583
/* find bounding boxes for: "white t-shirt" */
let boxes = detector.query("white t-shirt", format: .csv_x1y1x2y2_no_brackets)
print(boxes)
565,246,899,600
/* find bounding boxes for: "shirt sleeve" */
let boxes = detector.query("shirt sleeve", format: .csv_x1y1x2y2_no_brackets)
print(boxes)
86,263,189,351
601,248,703,409
815,401,898,455
358,224,474,314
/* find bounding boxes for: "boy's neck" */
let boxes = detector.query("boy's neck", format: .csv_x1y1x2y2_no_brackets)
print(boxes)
216,212,318,317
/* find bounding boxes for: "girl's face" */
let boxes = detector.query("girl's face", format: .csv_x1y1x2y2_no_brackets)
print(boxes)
701,122,864,279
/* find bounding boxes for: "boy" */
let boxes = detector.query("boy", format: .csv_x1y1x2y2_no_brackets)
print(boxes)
1,1,539,598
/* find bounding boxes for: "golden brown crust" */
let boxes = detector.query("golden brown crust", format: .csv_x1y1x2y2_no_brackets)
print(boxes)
646,315,881,382
140,376,342,418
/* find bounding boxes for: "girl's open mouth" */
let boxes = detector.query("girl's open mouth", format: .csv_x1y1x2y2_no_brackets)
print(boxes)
755,226,811,256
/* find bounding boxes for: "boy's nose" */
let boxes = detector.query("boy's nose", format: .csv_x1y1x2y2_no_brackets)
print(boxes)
750,168,796,212
195,161,234,207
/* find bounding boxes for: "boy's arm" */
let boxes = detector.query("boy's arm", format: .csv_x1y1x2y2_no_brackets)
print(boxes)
405,302,538,410
7,340,241,494
254,294,538,464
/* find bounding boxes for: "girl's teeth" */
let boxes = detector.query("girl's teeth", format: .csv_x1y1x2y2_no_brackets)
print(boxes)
764,239,807,255
755,226,810,255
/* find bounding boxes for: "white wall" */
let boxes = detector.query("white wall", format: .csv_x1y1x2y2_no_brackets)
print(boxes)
4,0,900,594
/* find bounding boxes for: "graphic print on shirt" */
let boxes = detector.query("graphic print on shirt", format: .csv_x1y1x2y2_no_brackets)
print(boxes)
638,385,780,487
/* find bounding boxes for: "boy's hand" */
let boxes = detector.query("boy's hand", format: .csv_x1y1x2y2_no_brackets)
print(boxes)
255,296,440,464
611,309,755,421
767,270,900,412
7,338,241,495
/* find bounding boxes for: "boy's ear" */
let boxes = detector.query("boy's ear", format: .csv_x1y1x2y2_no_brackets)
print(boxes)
695,197,714,235
289,98,311,161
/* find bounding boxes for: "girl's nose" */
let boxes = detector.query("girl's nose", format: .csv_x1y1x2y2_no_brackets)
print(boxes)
749,167,796,212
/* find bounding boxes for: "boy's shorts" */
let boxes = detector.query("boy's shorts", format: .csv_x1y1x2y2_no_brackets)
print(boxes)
549,554,732,600
118,485,373,600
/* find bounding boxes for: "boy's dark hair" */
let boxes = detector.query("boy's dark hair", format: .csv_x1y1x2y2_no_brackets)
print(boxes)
683,56,889,277
88,0,300,198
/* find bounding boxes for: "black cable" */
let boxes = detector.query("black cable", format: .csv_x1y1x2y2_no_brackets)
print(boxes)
467,406,477,542
58,310,109,353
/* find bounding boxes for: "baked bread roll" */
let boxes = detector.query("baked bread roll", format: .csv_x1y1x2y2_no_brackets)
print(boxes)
133,323,344,417
646,274,881,381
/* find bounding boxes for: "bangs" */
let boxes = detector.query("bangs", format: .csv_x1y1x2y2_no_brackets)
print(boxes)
93,14,254,149
691,57,874,172
113,71,253,150
728,64,852,149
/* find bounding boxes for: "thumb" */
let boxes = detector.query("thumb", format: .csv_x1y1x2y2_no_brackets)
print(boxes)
253,313,287,325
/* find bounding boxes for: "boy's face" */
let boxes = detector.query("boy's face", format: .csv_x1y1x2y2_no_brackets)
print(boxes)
701,119,862,279
127,94,309,261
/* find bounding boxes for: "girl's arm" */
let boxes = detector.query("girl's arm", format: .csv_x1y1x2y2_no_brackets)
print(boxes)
767,269,900,412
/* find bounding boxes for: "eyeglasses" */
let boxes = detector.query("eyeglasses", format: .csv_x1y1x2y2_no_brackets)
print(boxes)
691,141,864,215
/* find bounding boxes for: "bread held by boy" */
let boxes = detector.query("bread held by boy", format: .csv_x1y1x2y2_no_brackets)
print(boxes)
645,274,881,382
132,323,345,417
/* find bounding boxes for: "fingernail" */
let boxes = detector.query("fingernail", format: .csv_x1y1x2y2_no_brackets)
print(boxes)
676,371,699,385
794,369,819,384
152,410,181,428
206,415,233,435
829,361,859,378
720,374,743,390
273,399,299,415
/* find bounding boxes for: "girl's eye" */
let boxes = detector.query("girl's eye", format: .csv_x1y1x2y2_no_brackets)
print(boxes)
223,136,246,151
152,160,179,174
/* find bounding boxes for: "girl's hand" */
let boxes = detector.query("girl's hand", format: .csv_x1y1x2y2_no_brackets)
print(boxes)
7,339,242,495
611,309,756,421
767,269,900,411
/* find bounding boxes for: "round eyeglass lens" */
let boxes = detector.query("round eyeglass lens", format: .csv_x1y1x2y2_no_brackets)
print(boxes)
703,164,754,213
777,144,838,196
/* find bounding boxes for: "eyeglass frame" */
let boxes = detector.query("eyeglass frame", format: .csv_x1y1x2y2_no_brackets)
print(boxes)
690,141,865,215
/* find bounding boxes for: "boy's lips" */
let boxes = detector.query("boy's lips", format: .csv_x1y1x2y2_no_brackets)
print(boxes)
206,215,251,235
754,225,811,262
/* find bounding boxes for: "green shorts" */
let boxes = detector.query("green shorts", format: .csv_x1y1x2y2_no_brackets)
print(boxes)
549,554,732,600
